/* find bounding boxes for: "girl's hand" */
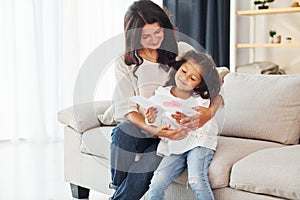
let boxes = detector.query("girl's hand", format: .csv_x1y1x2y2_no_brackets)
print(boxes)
145,107,158,123
171,112,187,124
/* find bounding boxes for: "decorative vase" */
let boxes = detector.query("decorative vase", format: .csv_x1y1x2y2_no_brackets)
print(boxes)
274,35,281,43
286,37,292,43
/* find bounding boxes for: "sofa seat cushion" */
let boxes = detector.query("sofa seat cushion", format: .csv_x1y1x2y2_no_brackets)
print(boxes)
219,73,300,144
230,145,300,200
80,126,114,159
174,136,283,189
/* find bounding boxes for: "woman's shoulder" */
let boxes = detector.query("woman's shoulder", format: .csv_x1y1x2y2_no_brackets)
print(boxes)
114,56,137,72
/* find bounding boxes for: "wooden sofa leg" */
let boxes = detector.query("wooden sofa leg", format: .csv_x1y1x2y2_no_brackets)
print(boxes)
70,183,90,199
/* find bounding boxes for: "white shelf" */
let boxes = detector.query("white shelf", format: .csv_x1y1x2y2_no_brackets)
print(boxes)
237,7,300,16
236,43,300,48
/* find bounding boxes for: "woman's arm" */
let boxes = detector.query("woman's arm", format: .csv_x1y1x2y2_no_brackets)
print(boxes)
203,94,223,117
113,59,139,121
126,111,189,140
176,94,224,130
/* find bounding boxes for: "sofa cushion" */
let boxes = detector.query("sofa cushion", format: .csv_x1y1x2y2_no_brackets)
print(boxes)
173,136,283,189
57,101,112,133
213,187,285,200
219,73,300,144
230,145,300,200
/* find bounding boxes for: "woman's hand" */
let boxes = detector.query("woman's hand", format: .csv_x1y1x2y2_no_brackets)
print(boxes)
145,106,158,123
172,95,223,130
154,124,190,140
171,105,212,131
180,95,223,130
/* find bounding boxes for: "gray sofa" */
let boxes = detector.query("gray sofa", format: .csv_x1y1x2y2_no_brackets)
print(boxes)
58,71,300,200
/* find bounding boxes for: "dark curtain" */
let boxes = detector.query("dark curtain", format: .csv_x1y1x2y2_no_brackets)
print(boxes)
163,0,230,68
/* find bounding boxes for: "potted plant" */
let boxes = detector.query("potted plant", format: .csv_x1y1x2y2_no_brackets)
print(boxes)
254,0,275,9
269,30,276,43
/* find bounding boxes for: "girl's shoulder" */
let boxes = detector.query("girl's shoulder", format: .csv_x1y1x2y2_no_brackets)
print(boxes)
177,41,194,57
155,86,172,95
194,95,210,107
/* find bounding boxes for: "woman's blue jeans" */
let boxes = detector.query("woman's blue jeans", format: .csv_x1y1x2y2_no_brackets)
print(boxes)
148,147,215,200
110,121,162,200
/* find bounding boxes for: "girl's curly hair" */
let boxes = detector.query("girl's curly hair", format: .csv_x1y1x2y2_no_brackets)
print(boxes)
166,50,221,101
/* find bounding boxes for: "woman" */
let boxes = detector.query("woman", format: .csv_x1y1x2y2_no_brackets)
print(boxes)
110,1,223,199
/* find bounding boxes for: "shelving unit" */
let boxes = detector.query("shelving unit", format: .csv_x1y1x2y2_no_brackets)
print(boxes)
230,1,300,72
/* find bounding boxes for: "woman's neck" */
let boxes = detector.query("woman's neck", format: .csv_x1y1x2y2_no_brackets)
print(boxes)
139,48,158,63
171,86,192,99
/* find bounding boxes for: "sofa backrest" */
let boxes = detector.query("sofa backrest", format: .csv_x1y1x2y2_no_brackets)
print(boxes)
216,72,300,145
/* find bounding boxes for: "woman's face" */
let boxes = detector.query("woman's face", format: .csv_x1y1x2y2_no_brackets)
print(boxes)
140,22,164,50
175,59,202,92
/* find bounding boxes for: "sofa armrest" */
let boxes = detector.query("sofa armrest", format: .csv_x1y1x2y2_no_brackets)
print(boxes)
57,100,112,133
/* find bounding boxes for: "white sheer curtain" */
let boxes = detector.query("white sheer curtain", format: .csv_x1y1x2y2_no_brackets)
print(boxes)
0,0,162,142
0,0,49,142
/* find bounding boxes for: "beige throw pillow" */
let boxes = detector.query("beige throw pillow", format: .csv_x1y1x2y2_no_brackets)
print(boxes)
97,104,117,126
219,73,300,144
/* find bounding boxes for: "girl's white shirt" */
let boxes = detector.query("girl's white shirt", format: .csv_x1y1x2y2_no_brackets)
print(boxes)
148,86,218,156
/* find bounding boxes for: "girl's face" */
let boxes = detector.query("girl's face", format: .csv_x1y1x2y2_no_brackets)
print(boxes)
175,59,202,92
140,22,164,50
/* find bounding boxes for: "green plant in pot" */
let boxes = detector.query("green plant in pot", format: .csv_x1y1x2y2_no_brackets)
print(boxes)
269,30,276,43
269,30,276,38
254,0,275,9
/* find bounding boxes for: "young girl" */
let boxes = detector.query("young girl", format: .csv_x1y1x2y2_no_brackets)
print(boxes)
146,50,221,200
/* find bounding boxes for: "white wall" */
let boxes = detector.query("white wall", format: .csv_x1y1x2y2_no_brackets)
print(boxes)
236,0,300,74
